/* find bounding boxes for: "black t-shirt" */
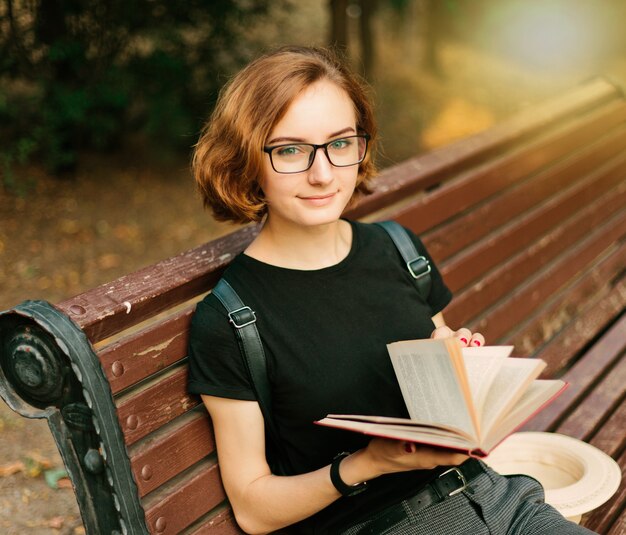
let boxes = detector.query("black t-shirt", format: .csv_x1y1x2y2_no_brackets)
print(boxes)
188,220,452,533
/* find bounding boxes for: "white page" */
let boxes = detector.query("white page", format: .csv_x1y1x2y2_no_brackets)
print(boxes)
462,346,512,415
387,339,474,437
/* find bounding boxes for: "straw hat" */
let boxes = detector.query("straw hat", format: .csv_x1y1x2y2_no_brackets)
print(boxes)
484,432,621,524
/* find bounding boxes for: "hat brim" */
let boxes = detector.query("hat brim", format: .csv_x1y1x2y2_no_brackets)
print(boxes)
484,432,621,522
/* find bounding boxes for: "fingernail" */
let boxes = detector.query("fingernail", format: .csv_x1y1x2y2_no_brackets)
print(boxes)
472,340,482,347
459,337,468,345
404,443,413,453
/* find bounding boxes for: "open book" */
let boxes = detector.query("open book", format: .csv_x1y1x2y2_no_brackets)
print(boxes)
316,338,567,456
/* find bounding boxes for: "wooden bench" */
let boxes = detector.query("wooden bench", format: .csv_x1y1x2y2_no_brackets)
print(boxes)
0,76,625,535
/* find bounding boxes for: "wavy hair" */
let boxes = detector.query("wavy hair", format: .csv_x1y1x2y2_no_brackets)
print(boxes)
192,46,377,223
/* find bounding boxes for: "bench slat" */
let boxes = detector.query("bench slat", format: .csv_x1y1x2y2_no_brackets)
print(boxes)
56,225,260,344
422,124,626,262
555,354,626,441
533,272,626,377
100,308,193,395
389,101,626,240
590,396,626,459
130,409,214,497
441,151,626,292
117,366,199,446
184,508,243,535
581,447,626,534
443,180,626,329
466,209,626,350
142,459,226,535
348,78,621,220
506,246,626,359
523,313,626,432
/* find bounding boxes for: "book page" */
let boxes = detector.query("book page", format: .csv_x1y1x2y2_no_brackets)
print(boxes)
462,346,512,415
387,339,475,438
482,379,566,452
479,357,546,435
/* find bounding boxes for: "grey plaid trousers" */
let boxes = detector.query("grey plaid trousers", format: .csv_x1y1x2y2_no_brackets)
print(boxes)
341,463,597,535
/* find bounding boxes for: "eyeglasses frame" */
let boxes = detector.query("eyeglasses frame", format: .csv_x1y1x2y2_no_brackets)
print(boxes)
263,133,370,174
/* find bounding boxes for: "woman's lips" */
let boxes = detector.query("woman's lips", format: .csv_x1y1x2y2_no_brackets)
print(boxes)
298,192,337,205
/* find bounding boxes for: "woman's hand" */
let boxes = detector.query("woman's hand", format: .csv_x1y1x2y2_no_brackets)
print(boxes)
431,325,485,348
342,438,468,481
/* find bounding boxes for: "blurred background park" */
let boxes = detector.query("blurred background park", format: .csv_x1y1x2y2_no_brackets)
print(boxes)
0,0,626,532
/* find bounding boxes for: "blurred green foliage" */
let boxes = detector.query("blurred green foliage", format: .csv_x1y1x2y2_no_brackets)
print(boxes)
0,0,286,185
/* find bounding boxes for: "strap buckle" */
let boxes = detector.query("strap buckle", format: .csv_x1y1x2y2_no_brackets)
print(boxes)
438,466,469,496
228,306,256,328
407,256,431,280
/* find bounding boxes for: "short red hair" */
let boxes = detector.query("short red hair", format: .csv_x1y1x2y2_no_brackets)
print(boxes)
192,46,377,224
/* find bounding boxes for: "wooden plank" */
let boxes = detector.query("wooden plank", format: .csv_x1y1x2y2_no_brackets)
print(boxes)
386,101,626,239
100,308,193,395
116,366,199,446
422,125,626,262
347,77,622,220
440,152,626,292
469,216,626,350
56,224,260,344
506,247,626,359
464,209,626,350
582,447,626,534
521,305,626,432
184,507,243,535
130,409,215,497
590,396,626,459
532,275,626,377
555,356,626,441
143,459,226,535
442,181,626,329
606,515,626,535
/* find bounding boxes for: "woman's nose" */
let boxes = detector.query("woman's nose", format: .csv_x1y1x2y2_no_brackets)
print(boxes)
308,147,334,184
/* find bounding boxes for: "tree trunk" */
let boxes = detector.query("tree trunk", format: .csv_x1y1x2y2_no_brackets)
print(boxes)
359,0,377,80
329,0,349,52
423,0,444,76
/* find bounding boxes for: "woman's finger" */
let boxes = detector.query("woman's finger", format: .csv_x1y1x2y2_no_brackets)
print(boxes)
455,327,472,347
431,325,454,339
469,333,485,347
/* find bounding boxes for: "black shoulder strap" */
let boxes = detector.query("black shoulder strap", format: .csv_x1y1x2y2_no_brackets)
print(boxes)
375,220,432,302
211,278,292,475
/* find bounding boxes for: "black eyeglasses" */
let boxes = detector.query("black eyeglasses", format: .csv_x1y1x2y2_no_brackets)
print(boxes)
263,134,370,174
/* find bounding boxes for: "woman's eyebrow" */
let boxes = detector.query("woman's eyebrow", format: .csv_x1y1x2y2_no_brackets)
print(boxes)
266,127,356,146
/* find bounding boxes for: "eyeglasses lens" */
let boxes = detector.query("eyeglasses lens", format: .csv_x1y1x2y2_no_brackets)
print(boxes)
269,135,367,173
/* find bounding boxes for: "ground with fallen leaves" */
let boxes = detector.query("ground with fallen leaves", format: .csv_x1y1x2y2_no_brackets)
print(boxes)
1,40,625,533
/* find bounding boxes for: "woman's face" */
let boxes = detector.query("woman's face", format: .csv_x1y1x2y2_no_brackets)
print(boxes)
260,79,360,231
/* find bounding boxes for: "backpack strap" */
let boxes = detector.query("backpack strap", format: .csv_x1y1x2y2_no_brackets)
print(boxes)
375,220,432,302
212,278,292,475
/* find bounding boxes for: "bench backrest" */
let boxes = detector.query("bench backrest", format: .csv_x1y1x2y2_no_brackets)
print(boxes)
0,77,624,535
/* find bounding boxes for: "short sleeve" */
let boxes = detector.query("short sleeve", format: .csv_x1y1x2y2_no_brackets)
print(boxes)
406,229,453,314
187,296,256,400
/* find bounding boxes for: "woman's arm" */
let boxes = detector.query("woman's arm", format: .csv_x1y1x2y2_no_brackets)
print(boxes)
203,395,467,534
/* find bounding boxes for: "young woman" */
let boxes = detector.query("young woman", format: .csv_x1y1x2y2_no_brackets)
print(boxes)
188,46,595,535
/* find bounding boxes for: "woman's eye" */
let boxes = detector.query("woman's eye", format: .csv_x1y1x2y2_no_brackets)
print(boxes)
329,138,351,150
275,145,303,157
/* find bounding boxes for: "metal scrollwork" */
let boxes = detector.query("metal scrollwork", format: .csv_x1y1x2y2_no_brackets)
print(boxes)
0,301,148,535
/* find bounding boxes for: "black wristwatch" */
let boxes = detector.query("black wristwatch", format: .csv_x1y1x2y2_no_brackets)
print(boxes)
330,452,368,497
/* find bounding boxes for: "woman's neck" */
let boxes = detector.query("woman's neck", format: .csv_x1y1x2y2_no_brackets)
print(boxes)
245,219,353,270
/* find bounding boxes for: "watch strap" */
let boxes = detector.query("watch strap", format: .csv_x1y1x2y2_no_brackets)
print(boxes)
330,452,368,497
